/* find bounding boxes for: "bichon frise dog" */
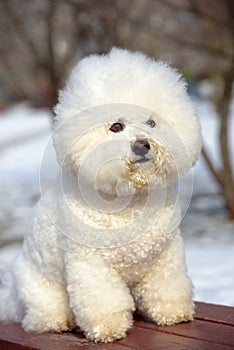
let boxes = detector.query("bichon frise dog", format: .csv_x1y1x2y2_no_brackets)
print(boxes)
0,48,201,342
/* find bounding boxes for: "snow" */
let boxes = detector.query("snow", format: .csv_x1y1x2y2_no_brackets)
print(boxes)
0,103,52,148
0,101,233,307
182,215,234,306
0,104,52,243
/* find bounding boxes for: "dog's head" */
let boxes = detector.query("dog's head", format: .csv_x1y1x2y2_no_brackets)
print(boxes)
53,48,201,196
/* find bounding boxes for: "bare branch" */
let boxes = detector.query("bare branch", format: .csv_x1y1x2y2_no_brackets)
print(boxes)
189,0,229,27
0,0,41,66
217,59,234,185
201,147,224,188
131,17,231,59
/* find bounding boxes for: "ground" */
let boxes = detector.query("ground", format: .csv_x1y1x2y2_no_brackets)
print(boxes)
0,100,233,306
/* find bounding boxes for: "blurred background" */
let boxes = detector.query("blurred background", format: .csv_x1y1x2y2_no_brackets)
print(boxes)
0,0,233,306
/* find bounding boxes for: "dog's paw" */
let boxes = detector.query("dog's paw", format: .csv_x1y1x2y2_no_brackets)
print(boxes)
22,310,76,333
84,310,133,343
145,300,195,326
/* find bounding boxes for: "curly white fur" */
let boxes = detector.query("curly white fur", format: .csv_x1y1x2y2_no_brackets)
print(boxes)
0,48,201,343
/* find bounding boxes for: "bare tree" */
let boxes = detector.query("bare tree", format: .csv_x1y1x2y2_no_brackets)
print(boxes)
189,0,234,218
0,0,128,108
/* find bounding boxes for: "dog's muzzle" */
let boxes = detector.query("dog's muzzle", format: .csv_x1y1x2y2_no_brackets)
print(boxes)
131,138,151,163
132,138,150,156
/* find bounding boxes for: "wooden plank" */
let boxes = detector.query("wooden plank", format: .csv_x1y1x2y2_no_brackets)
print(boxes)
135,319,234,347
2,322,234,350
1,303,234,350
0,323,134,350
118,324,234,350
195,302,234,326
134,302,234,347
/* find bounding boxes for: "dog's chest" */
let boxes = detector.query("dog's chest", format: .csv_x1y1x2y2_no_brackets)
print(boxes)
65,189,177,250
100,229,173,285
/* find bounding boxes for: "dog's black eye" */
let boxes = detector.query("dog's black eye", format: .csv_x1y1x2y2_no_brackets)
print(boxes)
146,119,156,128
110,122,125,132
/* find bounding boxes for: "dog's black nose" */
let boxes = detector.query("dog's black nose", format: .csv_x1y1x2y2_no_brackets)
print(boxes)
132,139,150,156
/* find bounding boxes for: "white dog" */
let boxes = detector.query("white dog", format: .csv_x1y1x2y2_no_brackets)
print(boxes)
0,48,201,342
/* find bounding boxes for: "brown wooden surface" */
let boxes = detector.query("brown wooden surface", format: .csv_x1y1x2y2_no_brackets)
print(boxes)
0,302,234,350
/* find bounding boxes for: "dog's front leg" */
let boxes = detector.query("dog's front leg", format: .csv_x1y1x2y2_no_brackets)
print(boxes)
132,232,195,326
13,254,75,333
64,246,135,342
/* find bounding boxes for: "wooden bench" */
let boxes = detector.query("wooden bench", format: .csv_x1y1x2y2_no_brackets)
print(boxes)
0,302,234,350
